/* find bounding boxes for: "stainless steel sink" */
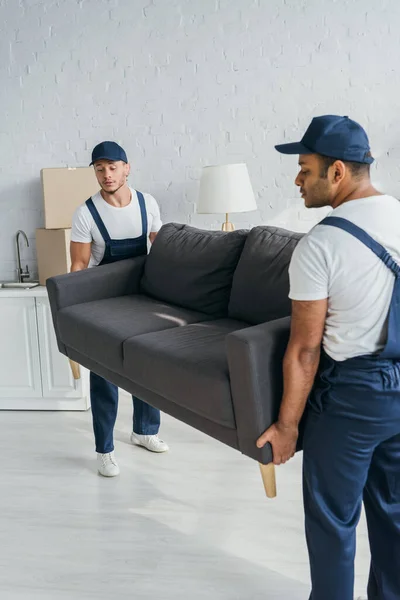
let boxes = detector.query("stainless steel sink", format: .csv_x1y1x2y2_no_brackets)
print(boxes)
0,282,40,290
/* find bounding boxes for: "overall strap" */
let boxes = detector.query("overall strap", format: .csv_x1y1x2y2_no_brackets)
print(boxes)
320,216,400,278
136,191,148,238
85,198,111,242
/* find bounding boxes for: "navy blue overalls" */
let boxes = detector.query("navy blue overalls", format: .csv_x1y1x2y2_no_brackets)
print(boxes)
85,192,161,454
303,216,400,600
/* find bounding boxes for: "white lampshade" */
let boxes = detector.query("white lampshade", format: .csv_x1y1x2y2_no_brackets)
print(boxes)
197,163,257,214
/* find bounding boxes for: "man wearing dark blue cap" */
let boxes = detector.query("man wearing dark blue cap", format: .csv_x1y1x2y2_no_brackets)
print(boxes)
71,141,169,478
257,116,400,600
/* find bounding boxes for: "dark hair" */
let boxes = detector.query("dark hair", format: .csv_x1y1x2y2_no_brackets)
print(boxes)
318,155,371,179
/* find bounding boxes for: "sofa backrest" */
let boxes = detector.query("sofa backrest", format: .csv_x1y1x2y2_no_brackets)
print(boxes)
140,223,248,316
228,226,303,324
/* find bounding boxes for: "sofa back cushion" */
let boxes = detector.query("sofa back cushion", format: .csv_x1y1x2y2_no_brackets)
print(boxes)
228,226,303,324
140,223,248,316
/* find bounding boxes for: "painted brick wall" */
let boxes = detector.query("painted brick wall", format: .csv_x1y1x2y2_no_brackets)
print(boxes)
1,0,399,280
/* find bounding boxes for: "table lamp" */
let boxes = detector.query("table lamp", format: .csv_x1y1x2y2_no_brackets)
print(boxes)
197,163,257,231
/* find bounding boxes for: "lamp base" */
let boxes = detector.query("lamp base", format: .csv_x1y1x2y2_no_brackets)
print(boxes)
222,213,235,232
222,221,235,232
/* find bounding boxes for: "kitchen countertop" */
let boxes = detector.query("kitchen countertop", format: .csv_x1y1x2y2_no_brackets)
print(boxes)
0,285,48,298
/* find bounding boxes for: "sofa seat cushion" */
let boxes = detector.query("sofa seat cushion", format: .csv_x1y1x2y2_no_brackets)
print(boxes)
140,223,248,317
123,319,249,428
57,294,212,372
228,226,303,324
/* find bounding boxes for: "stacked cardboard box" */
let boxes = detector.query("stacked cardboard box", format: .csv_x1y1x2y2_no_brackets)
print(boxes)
36,167,99,285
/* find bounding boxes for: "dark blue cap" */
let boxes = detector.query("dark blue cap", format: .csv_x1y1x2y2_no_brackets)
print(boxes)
275,115,374,164
90,141,128,165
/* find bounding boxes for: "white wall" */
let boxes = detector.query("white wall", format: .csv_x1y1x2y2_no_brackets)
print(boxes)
1,0,400,281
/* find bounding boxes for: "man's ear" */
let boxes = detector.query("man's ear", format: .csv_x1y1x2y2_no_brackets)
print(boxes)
332,160,346,184
125,163,131,178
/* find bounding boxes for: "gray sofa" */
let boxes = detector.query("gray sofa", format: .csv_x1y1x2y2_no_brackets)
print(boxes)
47,223,302,497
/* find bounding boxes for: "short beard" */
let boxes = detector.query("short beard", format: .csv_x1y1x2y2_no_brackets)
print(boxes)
305,180,331,208
101,180,126,195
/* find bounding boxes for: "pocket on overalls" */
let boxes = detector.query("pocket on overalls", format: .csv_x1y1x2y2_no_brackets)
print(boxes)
109,241,132,258
381,360,400,391
308,352,336,414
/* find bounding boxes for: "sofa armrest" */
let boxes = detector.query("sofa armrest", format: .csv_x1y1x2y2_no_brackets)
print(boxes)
46,255,147,309
226,317,290,464
46,256,146,354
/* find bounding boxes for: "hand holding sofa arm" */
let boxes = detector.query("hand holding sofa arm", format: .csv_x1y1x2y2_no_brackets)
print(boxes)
226,316,291,465
46,256,147,354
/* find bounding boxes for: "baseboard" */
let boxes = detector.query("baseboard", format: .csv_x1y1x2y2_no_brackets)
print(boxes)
0,396,90,411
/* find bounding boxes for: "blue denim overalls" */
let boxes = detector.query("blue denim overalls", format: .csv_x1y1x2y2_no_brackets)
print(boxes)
86,192,160,453
303,216,400,600
86,191,148,264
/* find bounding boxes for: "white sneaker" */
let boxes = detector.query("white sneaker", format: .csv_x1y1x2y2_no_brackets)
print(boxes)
355,596,368,600
97,452,120,477
130,432,169,453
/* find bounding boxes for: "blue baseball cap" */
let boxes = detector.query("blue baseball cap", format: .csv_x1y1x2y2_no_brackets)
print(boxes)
275,115,374,164
90,141,128,165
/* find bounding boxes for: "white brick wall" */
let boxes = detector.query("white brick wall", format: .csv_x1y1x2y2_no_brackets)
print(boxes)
1,0,400,280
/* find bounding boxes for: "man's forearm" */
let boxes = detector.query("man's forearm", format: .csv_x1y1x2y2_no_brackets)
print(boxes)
278,346,321,427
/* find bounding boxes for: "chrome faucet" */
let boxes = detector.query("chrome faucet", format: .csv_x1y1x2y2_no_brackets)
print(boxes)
16,230,30,283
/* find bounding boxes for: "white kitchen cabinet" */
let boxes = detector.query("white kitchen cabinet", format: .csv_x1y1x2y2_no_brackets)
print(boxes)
0,287,89,410
0,297,42,399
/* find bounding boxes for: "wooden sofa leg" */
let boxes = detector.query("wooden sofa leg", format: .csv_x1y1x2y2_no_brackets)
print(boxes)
69,359,81,380
259,462,277,498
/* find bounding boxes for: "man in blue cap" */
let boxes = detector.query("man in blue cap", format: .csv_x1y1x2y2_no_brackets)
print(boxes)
71,141,169,477
257,116,400,600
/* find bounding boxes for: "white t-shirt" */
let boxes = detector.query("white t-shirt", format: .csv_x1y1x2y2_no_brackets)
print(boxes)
289,195,400,361
71,188,162,267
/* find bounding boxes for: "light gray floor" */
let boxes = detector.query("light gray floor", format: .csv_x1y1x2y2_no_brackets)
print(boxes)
1,393,370,599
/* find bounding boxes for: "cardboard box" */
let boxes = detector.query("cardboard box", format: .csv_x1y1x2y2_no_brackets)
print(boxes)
41,167,99,229
36,228,71,285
